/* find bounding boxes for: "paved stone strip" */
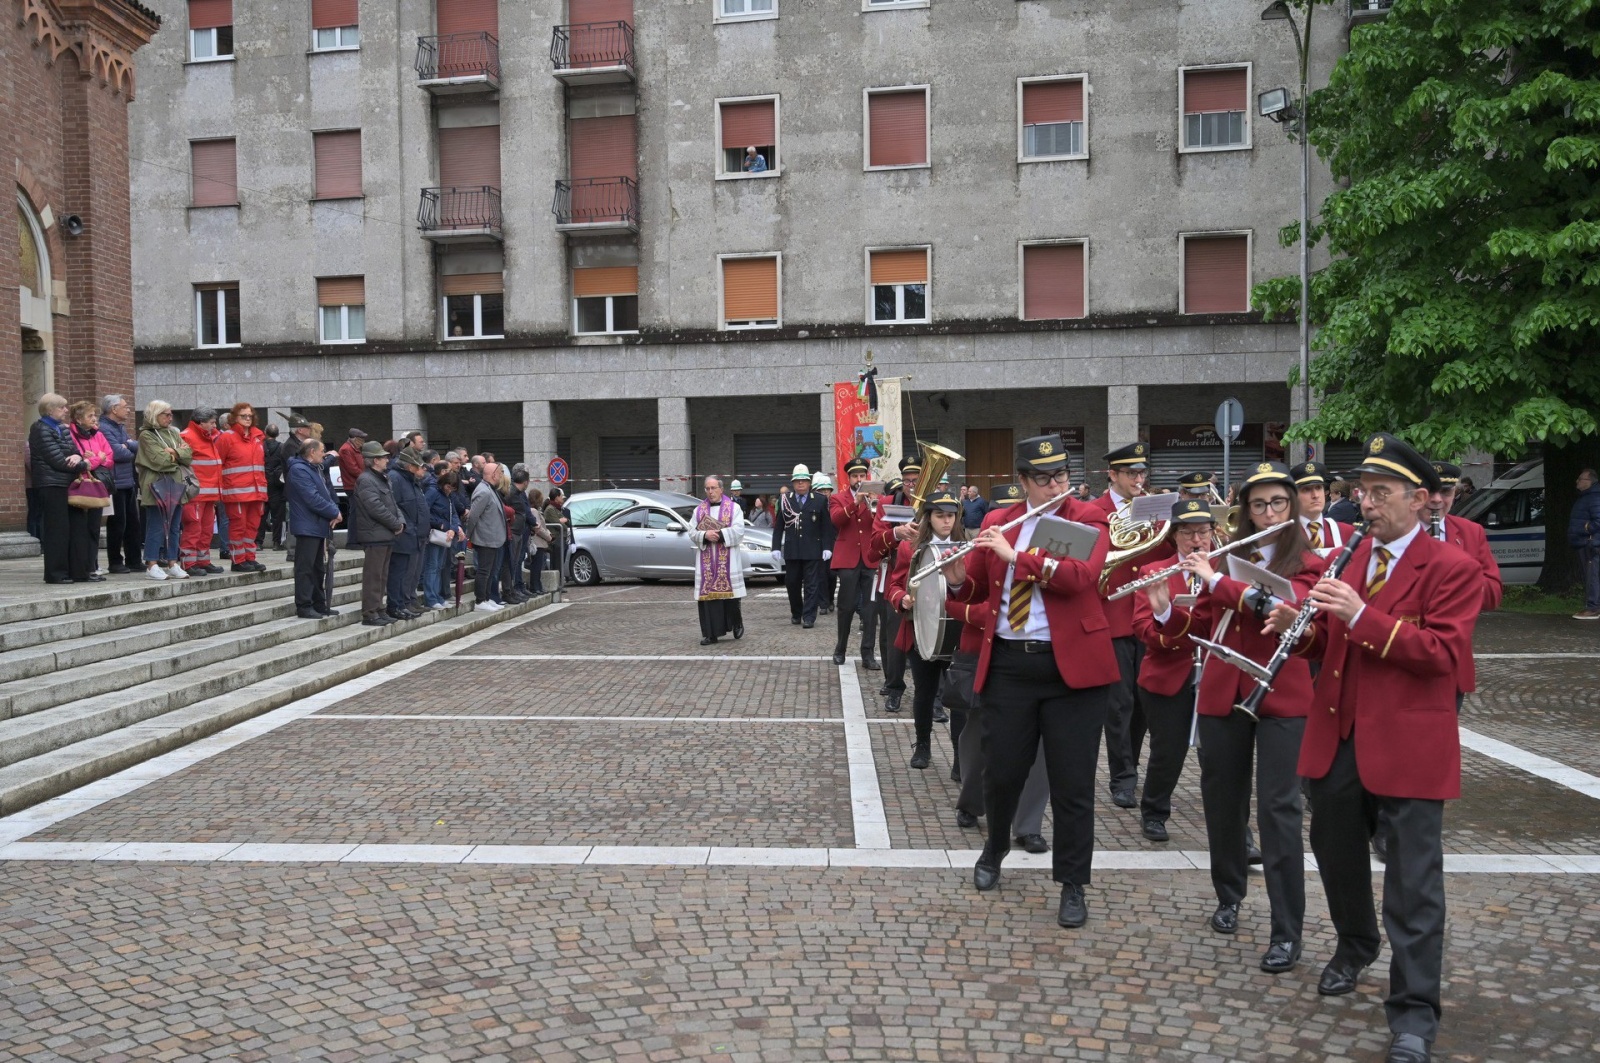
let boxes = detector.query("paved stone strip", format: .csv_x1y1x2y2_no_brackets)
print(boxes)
1460,726,1600,801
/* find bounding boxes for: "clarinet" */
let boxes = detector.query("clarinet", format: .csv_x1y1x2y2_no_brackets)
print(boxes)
1234,522,1370,721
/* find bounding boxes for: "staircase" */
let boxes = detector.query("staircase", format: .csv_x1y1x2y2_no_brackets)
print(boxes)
0,554,548,815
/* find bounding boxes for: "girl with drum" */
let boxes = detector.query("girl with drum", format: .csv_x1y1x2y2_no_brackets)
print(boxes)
885,488,967,770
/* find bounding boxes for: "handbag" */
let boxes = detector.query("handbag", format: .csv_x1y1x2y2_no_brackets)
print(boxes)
180,465,201,505
428,528,452,547
67,475,112,509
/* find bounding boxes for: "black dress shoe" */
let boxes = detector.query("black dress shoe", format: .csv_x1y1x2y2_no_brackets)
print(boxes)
933,705,948,724
1057,884,1088,928
296,608,323,619
791,617,802,625
802,619,815,629
319,608,339,618
861,655,881,671
949,760,961,783
84,574,106,582
1015,833,1049,854
973,855,1002,892
1111,789,1137,809
1246,831,1263,865
108,564,132,574
1260,940,1302,973
732,622,744,639
699,637,716,646
877,684,891,696
205,564,226,574
1210,902,1240,934
832,651,846,665
1372,829,1390,863
362,615,389,627
1317,957,1368,996
955,809,979,829
909,741,931,769
1387,1032,1432,1063
1141,818,1169,842
884,692,902,713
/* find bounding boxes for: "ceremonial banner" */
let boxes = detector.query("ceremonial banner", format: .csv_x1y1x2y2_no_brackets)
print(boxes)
834,376,902,486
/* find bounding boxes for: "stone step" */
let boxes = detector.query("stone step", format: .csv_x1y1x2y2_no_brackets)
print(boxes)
0,593,551,817
0,555,363,652
0,532,41,560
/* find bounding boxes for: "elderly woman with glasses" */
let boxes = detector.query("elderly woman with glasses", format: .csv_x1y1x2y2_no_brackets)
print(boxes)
28,393,89,584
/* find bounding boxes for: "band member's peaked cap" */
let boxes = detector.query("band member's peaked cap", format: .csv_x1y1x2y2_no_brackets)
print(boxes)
844,457,871,476
899,454,922,475
1346,433,1442,492
923,489,960,513
1017,434,1069,472
1105,442,1149,469
990,483,1024,506
1178,471,1211,492
1173,498,1217,524
1242,461,1295,489
1430,460,1461,486
1290,461,1334,487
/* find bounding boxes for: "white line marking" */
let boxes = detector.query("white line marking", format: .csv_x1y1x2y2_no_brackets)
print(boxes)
450,654,836,661
311,714,844,724
1475,653,1600,659
838,662,890,849
1460,727,1600,801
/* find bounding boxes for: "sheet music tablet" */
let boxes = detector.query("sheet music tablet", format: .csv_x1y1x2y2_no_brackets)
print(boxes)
1024,516,1101,560
1225,553,1298,603
1129,493,1178,524
881,504,916,525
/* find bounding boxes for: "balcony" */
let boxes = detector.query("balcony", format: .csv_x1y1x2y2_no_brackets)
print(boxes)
549,21,635,86
1348,0,1392,19
415,32,501,94
552,176,640,235
418,186,503,243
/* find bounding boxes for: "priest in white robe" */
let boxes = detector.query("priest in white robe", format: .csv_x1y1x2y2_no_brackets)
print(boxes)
689,475,747,645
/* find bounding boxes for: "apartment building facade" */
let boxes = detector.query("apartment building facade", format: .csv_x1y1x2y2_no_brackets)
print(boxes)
128,0,1367,495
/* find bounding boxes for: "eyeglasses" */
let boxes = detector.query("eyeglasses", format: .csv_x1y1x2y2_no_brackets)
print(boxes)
1023,469,1072,487
1364,485,1406,504
1247,496,1291,514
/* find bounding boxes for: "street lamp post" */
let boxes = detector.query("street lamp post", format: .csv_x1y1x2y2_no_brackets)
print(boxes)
1260,0,1313,463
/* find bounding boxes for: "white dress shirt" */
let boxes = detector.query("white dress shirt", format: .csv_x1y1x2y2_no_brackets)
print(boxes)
1349,520,1424,627
997,514,1051,641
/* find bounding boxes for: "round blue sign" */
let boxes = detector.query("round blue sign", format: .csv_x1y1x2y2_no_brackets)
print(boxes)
547,458,569,486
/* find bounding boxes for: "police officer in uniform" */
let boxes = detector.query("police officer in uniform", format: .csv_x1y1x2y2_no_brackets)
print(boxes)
830,457,881,668
771,464,834,627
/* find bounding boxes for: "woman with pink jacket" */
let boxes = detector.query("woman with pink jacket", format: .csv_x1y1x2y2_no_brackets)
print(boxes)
67,400,115,582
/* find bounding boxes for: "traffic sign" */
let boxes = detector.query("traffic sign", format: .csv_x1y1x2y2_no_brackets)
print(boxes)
1214,398,1245,443
547,457,569,486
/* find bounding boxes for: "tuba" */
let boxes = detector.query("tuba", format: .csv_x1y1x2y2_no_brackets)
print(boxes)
907,442,962,511
1098,488,1172,594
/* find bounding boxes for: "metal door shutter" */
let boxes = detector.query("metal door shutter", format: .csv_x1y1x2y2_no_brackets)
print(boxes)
569,0,632,24
1320,441,1366,478
570,115,637,180
439,125,502,190
479,437,524,467
1146,441,1264,491
735,433,820,493
437,0,498,36
600,435,658,488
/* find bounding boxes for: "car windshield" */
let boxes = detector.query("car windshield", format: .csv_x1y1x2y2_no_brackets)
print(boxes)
673,506,697,523
568,498,635,527
1454,488,1502,522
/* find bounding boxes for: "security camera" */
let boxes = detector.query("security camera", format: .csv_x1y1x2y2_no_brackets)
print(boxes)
61,214,85,237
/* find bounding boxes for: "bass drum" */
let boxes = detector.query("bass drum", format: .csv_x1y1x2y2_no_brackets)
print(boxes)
912,543,963,662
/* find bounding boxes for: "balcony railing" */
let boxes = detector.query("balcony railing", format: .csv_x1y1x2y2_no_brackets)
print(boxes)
418,186,503,241
415,32,501,91
549,21,635,84
1348,0,1393,18
552,176,640,233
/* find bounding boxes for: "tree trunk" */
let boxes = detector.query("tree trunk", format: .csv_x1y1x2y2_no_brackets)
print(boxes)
1538,438,1600,593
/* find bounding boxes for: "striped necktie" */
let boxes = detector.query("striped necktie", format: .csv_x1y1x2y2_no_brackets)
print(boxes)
1367,545,1393,598
1307,521,1322,549
1007,560,1032,632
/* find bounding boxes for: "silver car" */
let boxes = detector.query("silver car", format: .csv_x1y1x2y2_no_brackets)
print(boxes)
563,489,781,585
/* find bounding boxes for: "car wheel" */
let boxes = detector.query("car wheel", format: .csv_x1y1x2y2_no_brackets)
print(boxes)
569,551,601,586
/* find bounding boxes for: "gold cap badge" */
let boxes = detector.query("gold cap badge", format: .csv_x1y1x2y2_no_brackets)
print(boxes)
1258,462,1273,474
1370,437,1385,454
1039,440,1054,455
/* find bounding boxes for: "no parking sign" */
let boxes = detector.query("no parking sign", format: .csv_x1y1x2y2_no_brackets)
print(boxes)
547,457,569,486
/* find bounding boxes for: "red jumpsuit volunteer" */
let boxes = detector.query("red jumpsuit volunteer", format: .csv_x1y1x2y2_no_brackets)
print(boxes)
215,402,268,572
179,406,224,576
1278,433,1482,1063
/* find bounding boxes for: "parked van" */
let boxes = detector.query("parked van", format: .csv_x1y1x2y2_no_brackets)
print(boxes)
1455,459,1544,584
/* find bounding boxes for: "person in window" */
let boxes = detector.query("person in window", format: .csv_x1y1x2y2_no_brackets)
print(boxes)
742,146,767,173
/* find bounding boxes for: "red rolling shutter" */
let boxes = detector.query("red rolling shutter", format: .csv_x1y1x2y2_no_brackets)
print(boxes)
1184,68,1247,113
720,100,776,150
191,139,238,206
869,249,928,286
1022,80,1083,125
867,90,927,168
1023,244,1085,320
723,258,779,322
1183,236,1249,313
436,0,498,36
312,0,358,28
313,130,363,199
317,277,365,306
573,267,638,298
569,115,637,180
438,125,502,189
188,0,232,29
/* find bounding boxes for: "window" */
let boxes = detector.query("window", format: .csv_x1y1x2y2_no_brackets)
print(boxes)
441,273,505,339
865,87,929,170
1019,77,1086,161
572,266,640,335
190,139,238,207
868,248,929,324
717,97,779,177
720,255,780,329
570,497,636,527
312,130,362,199
717,0,776,21
317,276,365,344
1021,242,1086,320
195,284,240,348
1181,66,1250,151
188,0,234,61
312,0,359,50
865,0,928,9
1181,233,1251,314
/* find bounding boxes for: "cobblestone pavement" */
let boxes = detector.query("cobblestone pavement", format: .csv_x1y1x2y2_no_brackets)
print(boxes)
2,583,1598,1060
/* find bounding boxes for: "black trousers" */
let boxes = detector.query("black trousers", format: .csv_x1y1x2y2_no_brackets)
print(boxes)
879,600,907,694
39,486,72,582
1139,682,1194,821
981,640,1110,884
907,649,950,745
821,567,837,610
387,549,420,611
474,544,502,604
1104,636,1146,794
105,487,143,568
832,564,879,658
259,486,285,546
1309,736,1446,1042
293,536,329,612
1197,713,1306,945
784,557,823,623
70,508,101,581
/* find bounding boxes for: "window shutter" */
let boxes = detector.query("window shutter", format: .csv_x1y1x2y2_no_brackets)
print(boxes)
1183,236,1249,313
440,272,504,296
317,276,365,306
313,130,363,199
870,249,927,286
720,100,776,150
572,267,638,298
191,139,238,207
1022,80,1083,125
437,125,502,190
569,0,633,24
435,0,498,36
188,0,232,30
569,115,638,181
1184,69,1247,113
867,91,927,167
722,258,778,322
1022,244,1085,320
311,0,358,28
